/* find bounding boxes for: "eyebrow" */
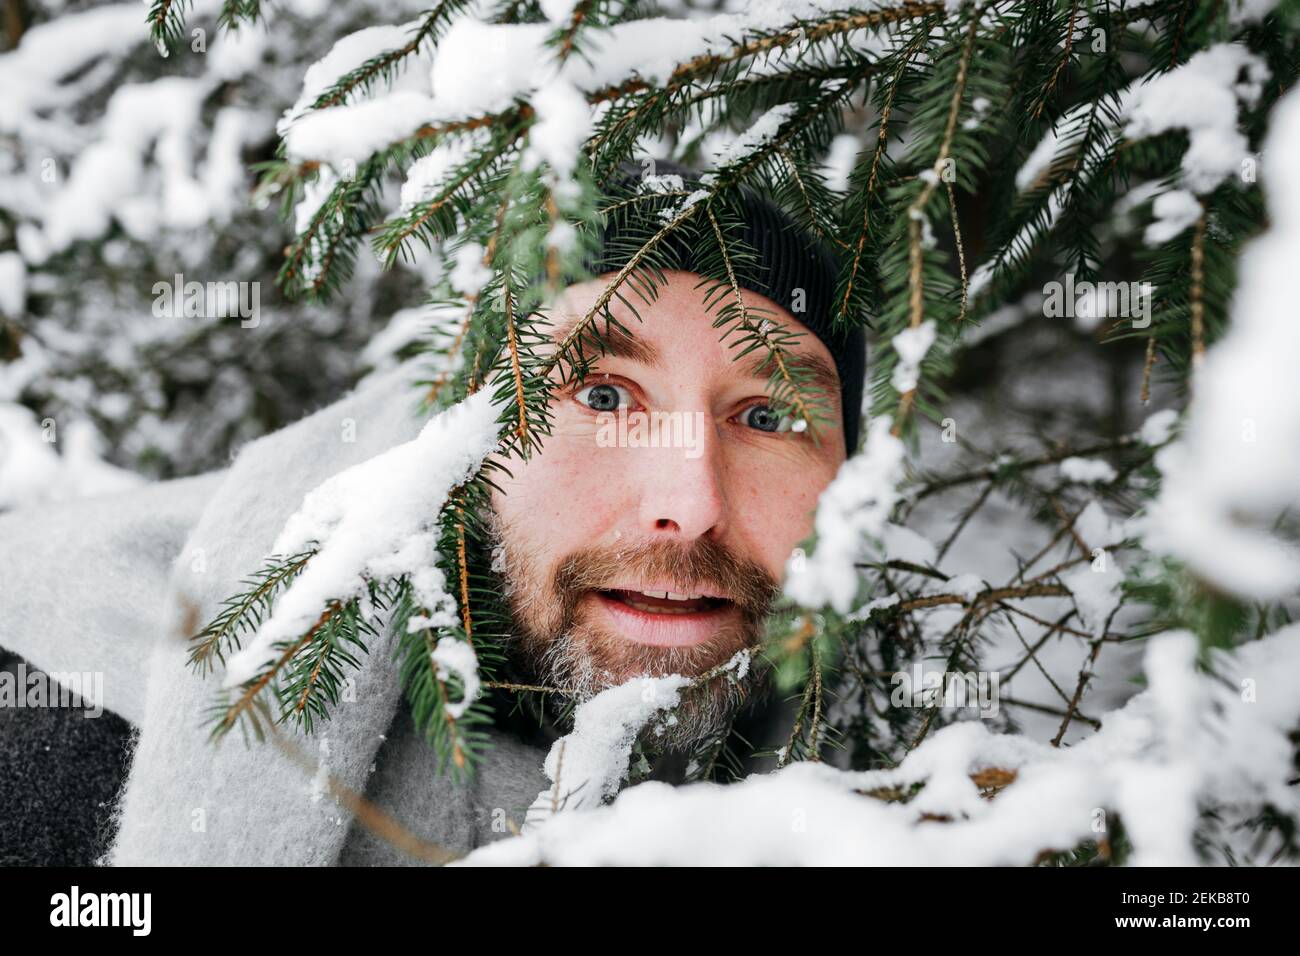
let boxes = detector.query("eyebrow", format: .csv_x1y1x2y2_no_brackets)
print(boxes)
742,351,842,406
547,312,842,405
551,313,662,366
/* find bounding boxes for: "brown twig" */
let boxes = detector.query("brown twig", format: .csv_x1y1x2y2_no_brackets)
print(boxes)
504,285,529,443
1140,334,1157,404
893,4,981,436
1190,210,1207,372
947,179,969,322
1032,0,1079,119
455,500,473,643
1051,624,1109,747
707,207,819,432
264,707,458,865
838,37,921,322
217,605,338,735
912,433,1138,502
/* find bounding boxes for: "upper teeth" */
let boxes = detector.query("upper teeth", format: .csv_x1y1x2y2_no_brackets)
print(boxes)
639,590,702,601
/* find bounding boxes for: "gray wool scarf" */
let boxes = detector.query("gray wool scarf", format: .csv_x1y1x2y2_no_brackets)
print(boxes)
0,362,547,865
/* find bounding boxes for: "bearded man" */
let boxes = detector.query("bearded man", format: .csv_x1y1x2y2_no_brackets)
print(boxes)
0,160,864,865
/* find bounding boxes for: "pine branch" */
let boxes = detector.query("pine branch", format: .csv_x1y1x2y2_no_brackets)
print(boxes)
308,1,475,112
704,205,834,438
536,195,703,383
217,0,262,32
146,0,189,50
187,549,316,675
588,3,943,167
836,29,928,325
374,135,521,267
210,602,340,740
893,1,982,435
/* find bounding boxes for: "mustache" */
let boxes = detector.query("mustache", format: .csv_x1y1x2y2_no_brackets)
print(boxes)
552,536,778,618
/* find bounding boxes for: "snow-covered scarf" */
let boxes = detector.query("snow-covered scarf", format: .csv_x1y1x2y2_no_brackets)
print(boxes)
0,364,466,864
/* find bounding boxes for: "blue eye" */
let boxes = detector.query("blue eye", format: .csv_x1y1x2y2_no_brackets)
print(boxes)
575,382,631,412
742,404,794,433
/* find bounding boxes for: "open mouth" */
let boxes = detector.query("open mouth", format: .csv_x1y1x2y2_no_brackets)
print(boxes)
588,587,739,648
598,588,728,615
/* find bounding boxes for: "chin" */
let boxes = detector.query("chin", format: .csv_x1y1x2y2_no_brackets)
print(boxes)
526,615,767,749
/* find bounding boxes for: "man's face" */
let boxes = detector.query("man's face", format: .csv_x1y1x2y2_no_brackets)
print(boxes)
488,269,847,739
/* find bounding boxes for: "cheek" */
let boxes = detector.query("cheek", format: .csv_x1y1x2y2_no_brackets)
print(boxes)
490,428,629,549
725,456,836,577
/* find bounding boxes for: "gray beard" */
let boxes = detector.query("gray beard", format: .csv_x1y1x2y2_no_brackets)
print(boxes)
487,523,773,750
528,623,769,750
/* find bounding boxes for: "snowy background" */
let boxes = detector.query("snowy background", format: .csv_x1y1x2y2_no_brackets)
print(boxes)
2,0,1299,866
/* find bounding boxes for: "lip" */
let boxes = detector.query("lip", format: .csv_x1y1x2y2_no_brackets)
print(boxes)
589,591,740,648
599,581,726,600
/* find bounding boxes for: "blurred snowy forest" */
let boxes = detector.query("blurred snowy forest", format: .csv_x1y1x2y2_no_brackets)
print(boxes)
0,0,1188,745
3,0,1300,866
1,0,1156,501
0,0,439,503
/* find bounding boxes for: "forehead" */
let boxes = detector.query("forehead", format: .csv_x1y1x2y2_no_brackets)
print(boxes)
544,269,841,393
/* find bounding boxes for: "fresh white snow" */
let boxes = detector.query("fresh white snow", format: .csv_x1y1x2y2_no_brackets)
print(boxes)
223,388,504,687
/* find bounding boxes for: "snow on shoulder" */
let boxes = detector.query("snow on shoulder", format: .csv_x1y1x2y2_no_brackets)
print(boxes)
223,388,503,687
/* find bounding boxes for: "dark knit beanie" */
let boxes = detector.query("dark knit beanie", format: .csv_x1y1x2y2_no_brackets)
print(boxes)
582,158,866,452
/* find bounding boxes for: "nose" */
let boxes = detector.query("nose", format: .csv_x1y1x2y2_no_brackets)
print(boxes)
635,417,727,540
